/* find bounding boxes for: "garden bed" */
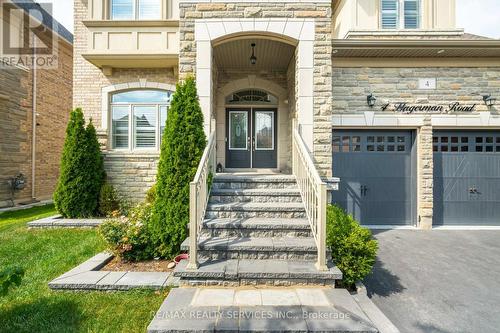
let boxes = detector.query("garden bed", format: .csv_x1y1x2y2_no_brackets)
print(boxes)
103,257,175,273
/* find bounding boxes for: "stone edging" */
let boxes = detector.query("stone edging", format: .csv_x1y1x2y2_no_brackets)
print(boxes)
28,215,105,228
49,252,180,291
352,281,401,333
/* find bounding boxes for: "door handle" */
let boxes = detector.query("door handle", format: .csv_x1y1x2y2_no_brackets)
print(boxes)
469,186,478,194
360,185,368,197
247,137,251,151
252,137,255,152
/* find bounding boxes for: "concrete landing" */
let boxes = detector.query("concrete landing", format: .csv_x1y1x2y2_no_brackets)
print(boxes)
148,288,378,332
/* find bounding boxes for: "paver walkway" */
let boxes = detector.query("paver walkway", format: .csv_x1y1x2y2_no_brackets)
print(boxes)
148,287,378,332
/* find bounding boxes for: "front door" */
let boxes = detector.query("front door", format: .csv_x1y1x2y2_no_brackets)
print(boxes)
226,108,277,169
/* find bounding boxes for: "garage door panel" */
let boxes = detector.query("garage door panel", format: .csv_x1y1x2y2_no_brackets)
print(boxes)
332,130,415,226
433,131,500,226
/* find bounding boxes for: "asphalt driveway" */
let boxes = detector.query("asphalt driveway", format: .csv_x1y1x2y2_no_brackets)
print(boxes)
363,230,500,333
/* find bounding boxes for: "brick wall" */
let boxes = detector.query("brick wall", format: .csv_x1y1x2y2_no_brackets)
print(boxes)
0,36,73,208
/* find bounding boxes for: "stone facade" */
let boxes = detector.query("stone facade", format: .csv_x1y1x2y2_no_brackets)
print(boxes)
0,36,73,208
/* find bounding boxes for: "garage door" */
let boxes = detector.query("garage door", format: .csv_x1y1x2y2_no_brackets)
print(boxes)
433,131,500,226
331,130,416,226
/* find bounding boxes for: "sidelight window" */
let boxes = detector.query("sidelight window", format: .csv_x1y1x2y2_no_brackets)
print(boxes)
110,89,172,151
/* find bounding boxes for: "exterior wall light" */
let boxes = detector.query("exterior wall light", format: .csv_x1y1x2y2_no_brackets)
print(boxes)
483,95,496,107
367,94,377,107
250,43,257,65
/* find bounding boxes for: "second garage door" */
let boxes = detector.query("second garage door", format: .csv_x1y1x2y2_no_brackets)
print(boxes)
331,130,416,226
433,131,500,226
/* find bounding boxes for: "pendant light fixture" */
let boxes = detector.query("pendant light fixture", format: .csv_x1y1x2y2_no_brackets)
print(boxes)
250,43,257,65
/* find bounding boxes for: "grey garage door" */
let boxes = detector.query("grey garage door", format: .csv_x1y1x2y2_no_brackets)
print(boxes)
331,130,416,226
433,131,500,226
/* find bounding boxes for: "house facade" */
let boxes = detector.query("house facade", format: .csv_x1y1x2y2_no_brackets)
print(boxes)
74,0,500,229
0,0,73,208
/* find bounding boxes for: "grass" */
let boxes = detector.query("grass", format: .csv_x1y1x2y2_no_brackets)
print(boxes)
0,205,167,333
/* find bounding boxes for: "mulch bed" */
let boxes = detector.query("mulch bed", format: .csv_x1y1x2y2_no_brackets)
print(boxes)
103,257,175,272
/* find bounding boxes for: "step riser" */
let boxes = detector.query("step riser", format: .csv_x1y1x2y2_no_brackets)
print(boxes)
179,278,335,287
196,250,318,261
200,229,312,238
206,210,307,219
209,195,302,204
213,182,298,190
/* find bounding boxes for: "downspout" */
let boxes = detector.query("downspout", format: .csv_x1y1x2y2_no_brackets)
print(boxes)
31,37,37,201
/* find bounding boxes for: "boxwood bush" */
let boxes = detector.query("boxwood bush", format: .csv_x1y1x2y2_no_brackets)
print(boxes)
326,205,378,289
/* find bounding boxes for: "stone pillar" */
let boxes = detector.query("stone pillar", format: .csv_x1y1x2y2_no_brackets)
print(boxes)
417,119,434,229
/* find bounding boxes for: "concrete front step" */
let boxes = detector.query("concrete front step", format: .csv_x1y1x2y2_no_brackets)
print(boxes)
209,188,302,203
200,218,312,238
181,236,322,261
174,259,342,287
212,174,298,190
206,202,307,219
148,288,378,333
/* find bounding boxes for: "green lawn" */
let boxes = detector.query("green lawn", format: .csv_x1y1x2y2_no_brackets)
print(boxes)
0,205,166,333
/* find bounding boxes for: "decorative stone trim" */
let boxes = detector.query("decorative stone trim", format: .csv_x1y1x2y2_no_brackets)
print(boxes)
100,81,177,130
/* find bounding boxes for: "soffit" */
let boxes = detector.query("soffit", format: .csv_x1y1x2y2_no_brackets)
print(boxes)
214,38,295,72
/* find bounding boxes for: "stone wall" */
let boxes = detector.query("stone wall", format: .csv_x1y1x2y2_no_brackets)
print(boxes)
0,36,72,208
179,1,334,177
104,154,159,203
332,67,500,114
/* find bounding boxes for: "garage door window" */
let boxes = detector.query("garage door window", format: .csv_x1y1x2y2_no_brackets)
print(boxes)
333,134,408,153
433,134,500,153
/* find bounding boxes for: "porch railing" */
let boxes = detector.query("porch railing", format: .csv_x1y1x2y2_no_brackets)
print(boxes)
186,131,216,270
292,128,328,271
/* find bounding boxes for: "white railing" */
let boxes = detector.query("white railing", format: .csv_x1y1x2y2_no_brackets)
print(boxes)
292,128,328,271
186,131,216,270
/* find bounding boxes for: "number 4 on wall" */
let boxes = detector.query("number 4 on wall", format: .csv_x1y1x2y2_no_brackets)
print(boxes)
418,78,436,90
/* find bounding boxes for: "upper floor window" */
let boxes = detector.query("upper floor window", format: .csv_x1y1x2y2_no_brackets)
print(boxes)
111,0,161,20
110,89,173,151
381,0,420,29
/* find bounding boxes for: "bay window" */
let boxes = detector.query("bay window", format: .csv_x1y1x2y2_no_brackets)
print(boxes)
381,0,420,29
111,89,172,151
111,0,161,20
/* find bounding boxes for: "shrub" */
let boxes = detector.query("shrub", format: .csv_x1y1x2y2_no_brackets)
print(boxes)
99,183,121,217
54,109,105,218
99,203,155,261
0,266,25,296
145,184,157,204
326,205,378,289
151,77,206,258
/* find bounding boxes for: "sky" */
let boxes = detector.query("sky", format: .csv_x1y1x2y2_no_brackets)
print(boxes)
38,0,500,39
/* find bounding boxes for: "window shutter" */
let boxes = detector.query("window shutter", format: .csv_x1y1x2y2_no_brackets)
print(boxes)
381,0,399,29
404,0,420,29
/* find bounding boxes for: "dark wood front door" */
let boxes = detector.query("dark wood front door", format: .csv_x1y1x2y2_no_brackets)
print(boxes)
226,108,277,169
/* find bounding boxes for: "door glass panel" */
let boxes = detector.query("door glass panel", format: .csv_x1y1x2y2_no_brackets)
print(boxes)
229,112,248,150
134,106,156,148
255,112,274,150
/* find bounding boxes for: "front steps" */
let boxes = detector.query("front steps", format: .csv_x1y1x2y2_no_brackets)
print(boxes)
176,174,342,287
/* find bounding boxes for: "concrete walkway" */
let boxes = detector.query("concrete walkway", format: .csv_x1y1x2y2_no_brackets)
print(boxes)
148,287,379,332
364,230,500,333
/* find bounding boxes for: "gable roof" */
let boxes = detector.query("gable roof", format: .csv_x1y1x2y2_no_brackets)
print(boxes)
11,0,73,44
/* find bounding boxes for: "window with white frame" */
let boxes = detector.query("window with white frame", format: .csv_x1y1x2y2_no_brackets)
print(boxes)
110,89,172,151
110,0,161,20
381,0,420,29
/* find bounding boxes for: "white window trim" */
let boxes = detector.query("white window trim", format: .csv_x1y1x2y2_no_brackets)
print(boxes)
380,0,421,30
102,81,175,152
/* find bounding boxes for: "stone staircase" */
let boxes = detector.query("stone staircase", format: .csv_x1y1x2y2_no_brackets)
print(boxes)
176,174,342,286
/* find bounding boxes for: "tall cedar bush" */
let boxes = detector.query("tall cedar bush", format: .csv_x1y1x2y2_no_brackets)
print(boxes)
151,78,206,258
326,205,378,289
54,108,105,217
